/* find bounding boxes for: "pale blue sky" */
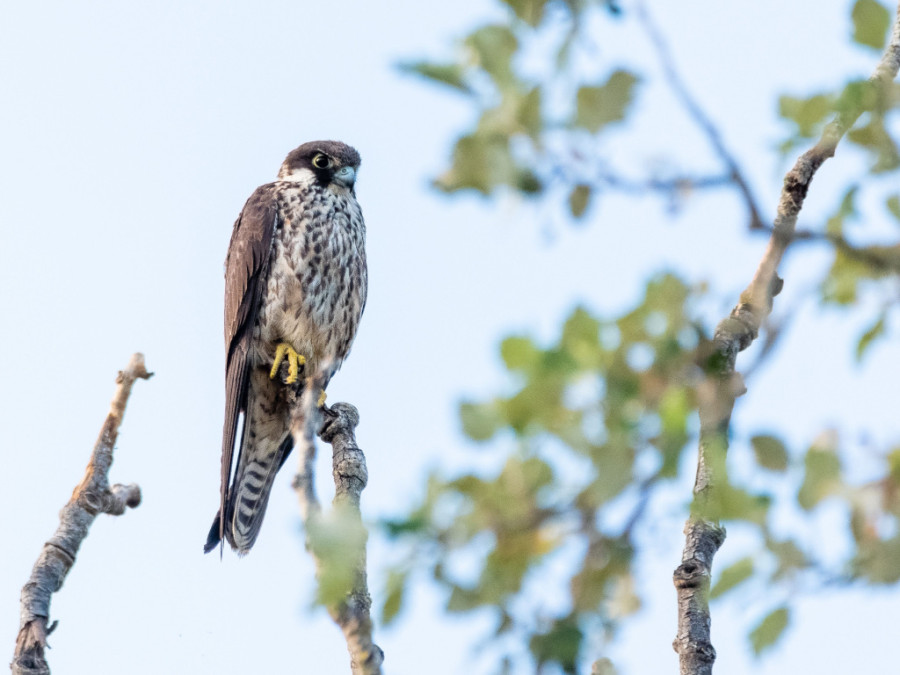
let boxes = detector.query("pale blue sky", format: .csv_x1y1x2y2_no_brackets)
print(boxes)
1,1,898,673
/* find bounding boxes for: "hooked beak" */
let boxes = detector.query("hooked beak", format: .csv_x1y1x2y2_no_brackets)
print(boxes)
334,165,357,188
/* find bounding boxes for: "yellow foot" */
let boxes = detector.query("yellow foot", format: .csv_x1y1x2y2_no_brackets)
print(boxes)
317,390,327,408
269,343,306,385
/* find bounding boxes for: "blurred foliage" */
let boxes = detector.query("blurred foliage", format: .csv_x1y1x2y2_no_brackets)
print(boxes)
852,0,893,49
777,0,900,358
307,506,368,608
385,274,704,670
749,606,790,656
388,0,900,672
400,0,643,214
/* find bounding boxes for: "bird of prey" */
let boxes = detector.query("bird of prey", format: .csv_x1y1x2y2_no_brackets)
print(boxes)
204,140,367,555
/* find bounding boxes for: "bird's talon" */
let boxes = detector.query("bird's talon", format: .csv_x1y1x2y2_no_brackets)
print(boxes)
270,343,306,384
317,390,327,407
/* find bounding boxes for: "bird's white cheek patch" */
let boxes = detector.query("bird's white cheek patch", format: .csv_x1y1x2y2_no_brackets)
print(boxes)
278,167,316,184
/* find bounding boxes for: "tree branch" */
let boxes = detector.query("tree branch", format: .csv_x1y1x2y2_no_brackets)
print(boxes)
771,225,900,274
672,6,900,674
636,1,766,231
593,169,733,195
11,353,151,675
290,384,383,675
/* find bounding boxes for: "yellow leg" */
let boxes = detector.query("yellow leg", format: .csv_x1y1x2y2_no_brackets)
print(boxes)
269,343,306,385
317,390,327,407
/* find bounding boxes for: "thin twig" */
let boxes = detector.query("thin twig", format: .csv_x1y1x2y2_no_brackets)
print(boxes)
594,170,733,195
11,353,151,675
290,390,384,675
672,6,900,674
773,225,900,273
636,1,766,231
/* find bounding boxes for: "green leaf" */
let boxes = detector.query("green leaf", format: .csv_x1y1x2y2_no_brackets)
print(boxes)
749,606,790,655
529,619,583,673
767,538,809,580
569,184,592,219
778,93,833,137
307,510,367,606
887,447,900,483
479,533,536,599
399,61,471,93
446,584,483,612
656,386,691,477
591,658,618,675
466,25,518,88
847,115,900,172
825,185,859,236
854,534,900,583
856,312,887,361
751,434,789,471
382,514,428,536
852,0,891,49
575,70,639,133
887,194,900,222
710,556,755,599
476,87,543,139
517,86,543,138
381,569,407,625
797,445,843,510
707,482,772,524
436,133,516,194
500,0,548,26
821,247,877,305
460,401,501,441
603,574,640,620
835,79,881,114
515,168,543,194
570,552,610,611
500,336,540,371
561,307,601,365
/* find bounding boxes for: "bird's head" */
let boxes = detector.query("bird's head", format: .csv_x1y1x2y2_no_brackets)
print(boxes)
277,140,361,192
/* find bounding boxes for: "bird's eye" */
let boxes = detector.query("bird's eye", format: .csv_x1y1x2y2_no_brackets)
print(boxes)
312,154,331,169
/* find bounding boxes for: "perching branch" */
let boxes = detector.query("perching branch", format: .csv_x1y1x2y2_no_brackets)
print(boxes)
672,7,900,675
290,384,383,675
11,353,151,675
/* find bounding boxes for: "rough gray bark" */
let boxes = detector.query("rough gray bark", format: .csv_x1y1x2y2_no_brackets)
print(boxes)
672,7,900,674
11,353,151,675
289,382,383,675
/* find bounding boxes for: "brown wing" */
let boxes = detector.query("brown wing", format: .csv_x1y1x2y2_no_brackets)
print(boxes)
209,183,280,552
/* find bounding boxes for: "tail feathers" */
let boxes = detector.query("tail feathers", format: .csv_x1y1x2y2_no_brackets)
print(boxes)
222,435,294,554
203,511,224,555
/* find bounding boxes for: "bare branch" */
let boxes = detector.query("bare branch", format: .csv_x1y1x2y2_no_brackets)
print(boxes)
672,6,900,674
11,353,151,675
290,387,383,675
636,1,766,231
771,224,900,273
593,170,733,195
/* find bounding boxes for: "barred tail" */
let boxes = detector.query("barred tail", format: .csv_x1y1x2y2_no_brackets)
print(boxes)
225,434,293,553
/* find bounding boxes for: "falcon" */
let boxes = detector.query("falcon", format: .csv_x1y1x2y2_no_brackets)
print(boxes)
204,140,367,555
